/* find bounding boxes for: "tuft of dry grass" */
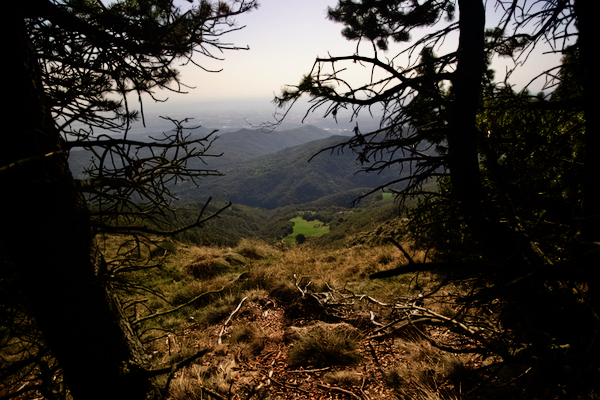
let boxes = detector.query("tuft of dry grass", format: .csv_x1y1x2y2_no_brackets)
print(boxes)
169,360,239,400
385,339,467,400
287,323,363,367
228,324,266,360
186,258,231,279
322,369,364,386
234,238,280,260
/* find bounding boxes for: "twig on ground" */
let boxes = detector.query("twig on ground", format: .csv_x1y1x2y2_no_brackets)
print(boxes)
287,366,331,373
265,373,311,394
200,386,227,400
317,383,363,400
293,274,311,297
360,376,371,400
369,311,384,327
133,286,226,325
367,341,386,381
218,296,248,344
149,348,209,377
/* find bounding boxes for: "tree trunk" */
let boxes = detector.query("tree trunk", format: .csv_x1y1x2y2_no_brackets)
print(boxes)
575,0,600,237
2,4,156,399
446,0,505,256
447,0,486,207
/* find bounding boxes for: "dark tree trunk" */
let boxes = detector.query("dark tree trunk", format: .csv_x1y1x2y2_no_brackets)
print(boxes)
574,0,600,336
575,0,600,237
446,0,504,256
2,4,156,399
447,0,486,208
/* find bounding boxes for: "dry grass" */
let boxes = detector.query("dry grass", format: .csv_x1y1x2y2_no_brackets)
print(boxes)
287,322,363,367
385,338,468,400
322,369,364,386
228,324,267,360
104,234,470,400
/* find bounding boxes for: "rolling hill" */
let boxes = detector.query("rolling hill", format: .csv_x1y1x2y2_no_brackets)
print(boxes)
67,125,406,209
201,124,336,167
68,125,335,177
176,135,407,209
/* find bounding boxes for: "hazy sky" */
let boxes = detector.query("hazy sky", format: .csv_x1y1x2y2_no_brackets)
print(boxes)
160,0,348,107
148,0,564,115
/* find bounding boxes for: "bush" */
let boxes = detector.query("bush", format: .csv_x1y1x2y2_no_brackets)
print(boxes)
295,233,306,244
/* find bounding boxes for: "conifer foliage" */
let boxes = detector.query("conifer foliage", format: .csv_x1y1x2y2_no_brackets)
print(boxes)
275,0,600,396
1,1,256,399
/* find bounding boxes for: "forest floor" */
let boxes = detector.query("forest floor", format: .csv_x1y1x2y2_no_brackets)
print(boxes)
128,235,475,400
154,294,469,400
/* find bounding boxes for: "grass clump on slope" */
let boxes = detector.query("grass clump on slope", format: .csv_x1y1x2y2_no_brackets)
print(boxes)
287,323,363,367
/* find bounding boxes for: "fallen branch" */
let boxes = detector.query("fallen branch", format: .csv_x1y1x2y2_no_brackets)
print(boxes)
133,286,226,325
218,296,248,344
317,383,362,400
287,366,331,373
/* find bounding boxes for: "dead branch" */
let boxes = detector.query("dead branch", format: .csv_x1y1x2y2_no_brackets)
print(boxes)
218,296,248,345
133,286,225,325
287,366,331,373
317,383,363,399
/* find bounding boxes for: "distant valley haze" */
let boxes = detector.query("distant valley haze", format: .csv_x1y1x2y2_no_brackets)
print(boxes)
68,0,563,211
68,121,404,210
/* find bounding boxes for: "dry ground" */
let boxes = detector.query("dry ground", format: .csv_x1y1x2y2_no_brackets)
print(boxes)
131,238,473,400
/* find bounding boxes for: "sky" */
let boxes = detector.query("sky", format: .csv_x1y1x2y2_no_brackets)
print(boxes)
149,0,351,111
144,0,565,119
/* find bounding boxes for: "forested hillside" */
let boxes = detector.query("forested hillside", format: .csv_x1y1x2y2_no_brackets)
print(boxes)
176,135,406,208
200,125,336,167
68,125,334,178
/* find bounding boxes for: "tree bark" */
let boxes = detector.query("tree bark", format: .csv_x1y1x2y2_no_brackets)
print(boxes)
447,0,486,208
446,0,504,256
2,4,156,399
574,0,600,237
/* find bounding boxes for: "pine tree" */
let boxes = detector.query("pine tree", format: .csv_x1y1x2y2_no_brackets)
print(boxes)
1,1,256,398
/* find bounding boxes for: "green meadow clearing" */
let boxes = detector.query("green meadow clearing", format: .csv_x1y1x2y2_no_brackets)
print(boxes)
283,216,330,243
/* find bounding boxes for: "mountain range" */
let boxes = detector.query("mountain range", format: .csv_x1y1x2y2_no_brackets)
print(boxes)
177,133,406,209
69,125,406,209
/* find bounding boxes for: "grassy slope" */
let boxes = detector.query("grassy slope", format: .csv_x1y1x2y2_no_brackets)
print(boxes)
106,236,476,400
175,135,407,208
282,216,330,244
